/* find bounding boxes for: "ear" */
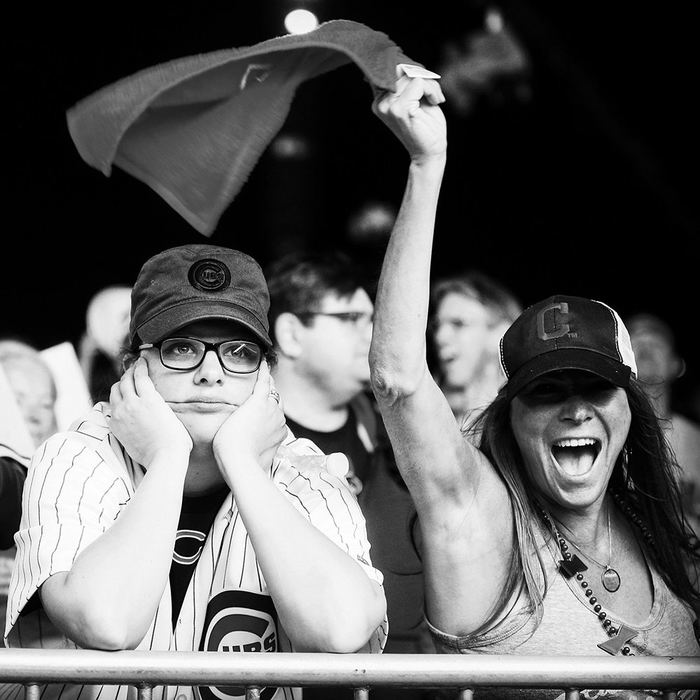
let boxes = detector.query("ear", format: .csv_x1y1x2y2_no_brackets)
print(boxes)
273,312,306,358
673,355,687,380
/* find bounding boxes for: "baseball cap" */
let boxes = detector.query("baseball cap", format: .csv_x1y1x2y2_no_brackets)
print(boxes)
500,294,637,399
129,244,272,347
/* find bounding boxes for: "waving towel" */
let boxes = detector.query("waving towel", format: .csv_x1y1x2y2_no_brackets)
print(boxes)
66,19,425,236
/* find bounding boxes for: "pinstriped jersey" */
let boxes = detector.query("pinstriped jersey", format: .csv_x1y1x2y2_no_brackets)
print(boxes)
3,403,387,700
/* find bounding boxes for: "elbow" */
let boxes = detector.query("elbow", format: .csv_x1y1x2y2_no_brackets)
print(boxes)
60,605,145,651
296,617,382,654
41,574,148,650
324,611,385,654
294,587,387,653
369,360,424,406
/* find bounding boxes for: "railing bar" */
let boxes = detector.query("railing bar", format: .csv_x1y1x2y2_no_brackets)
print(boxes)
1,652,698,689
564,691,580,700
24,685,41,700
245,687,261,700
457,689,474,700
137,685,153,700
353,688,369,700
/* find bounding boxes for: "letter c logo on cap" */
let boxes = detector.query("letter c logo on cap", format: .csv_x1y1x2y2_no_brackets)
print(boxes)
537,302,570,341
189,259,231,292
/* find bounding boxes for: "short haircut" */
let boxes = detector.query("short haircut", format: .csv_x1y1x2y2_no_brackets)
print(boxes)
265,250,367,344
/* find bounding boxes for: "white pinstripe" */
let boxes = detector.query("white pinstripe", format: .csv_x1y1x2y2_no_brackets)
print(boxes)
3,403,387,700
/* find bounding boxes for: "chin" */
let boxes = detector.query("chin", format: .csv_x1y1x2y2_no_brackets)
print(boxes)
443,374,467,391
177,411,230,446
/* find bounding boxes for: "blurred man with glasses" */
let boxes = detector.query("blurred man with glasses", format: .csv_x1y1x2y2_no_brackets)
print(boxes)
266,250,375,497
266,250,434,700
4,244,386,700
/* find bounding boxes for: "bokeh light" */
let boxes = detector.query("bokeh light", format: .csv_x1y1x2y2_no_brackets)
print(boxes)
284,9,319,34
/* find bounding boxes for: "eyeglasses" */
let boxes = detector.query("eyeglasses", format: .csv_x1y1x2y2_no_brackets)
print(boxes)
139,338,263,374
296,311,374,327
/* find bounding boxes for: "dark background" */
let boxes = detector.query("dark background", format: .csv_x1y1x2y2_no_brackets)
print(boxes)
5,1,699,414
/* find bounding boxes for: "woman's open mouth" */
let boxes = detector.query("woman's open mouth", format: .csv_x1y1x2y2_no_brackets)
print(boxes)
551,437,601,477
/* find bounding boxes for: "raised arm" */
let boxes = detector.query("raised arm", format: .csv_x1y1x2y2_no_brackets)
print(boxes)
369,74,514,636
369,74,485,511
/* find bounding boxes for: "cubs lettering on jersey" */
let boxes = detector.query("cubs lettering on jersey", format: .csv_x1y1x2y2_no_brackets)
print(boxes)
199,590,279,700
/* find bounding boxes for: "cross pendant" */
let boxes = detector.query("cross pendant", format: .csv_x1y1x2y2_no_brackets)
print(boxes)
598,623,638,655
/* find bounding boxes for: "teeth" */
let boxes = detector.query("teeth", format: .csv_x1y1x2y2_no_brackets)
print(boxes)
553,438,597,448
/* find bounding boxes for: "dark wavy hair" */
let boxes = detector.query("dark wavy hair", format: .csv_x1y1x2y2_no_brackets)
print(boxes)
467,376,700,631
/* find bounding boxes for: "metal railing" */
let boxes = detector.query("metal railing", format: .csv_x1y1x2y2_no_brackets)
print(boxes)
1,650,698,699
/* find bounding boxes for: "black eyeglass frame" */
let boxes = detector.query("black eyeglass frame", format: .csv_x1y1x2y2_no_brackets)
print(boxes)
138,337,264,374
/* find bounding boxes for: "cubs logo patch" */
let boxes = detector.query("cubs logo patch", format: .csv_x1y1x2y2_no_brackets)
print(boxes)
188,259,231,292
198,590,279,700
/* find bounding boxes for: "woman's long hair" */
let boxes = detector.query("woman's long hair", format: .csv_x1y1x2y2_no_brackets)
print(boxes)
469,377,700,630
609,379,699,605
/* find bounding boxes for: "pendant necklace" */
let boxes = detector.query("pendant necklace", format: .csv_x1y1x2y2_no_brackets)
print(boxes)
535,503,638,655
553,505,621,593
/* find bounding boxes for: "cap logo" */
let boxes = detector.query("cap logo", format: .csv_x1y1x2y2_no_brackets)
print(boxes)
537,302,570,341
188,259,231,292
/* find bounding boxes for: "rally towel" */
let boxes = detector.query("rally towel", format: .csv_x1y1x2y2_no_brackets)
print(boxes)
66,19,423,236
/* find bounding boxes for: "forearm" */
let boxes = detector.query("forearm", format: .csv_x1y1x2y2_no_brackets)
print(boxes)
41,449,188,649
227,459,385,652
370,155,446,399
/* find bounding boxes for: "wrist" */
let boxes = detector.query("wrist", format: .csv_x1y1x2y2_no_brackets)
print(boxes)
214,449,265,492
409,151,447,171
212,438,255,471
147,445,190,470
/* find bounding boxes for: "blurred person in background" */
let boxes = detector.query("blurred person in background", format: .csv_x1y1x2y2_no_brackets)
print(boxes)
627,313,700,540
429,270,521,432
0,339,59,626
78,285,132,402
266,250,375,497
0,339,58,453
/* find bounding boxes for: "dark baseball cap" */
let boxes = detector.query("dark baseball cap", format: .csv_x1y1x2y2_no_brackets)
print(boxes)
129,244,272,347
500,294,637,399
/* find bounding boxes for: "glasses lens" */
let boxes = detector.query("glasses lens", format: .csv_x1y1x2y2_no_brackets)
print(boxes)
160,338,205,369
219,340,263,373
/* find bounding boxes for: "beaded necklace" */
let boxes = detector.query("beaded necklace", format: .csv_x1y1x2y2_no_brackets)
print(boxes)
552,504,621,593
536,500,641,656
